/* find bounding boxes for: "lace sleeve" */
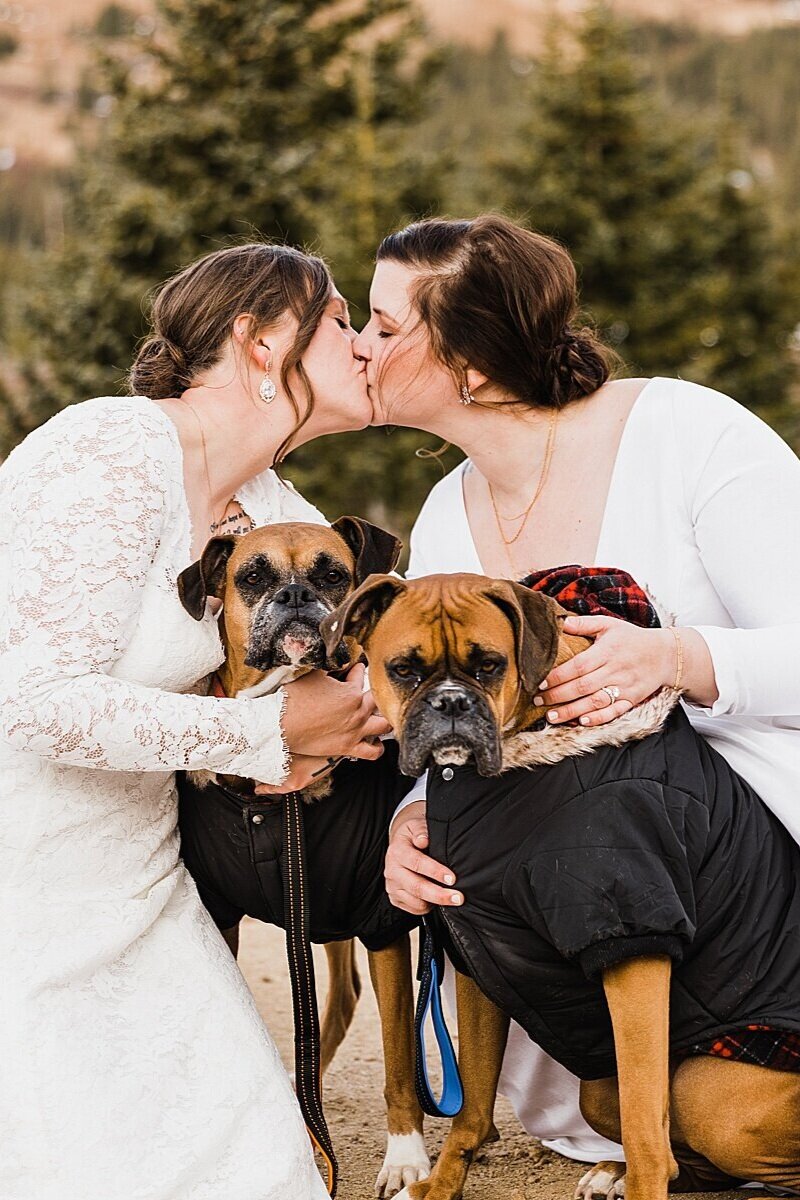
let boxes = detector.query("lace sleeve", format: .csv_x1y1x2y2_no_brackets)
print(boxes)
0,400,288,782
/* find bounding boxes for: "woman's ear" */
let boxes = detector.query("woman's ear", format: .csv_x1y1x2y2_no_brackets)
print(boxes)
232,314,270,369
465,367,490,395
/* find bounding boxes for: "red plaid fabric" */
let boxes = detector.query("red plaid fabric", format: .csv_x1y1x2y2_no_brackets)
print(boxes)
521,565,661,629
690,1025,800,1073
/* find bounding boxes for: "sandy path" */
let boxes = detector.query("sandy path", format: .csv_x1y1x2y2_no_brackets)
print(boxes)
238,918,742,1200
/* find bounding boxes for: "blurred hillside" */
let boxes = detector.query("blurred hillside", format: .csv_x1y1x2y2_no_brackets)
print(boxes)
2,0,800,174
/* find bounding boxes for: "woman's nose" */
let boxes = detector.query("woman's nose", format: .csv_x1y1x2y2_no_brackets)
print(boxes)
351,328,371,361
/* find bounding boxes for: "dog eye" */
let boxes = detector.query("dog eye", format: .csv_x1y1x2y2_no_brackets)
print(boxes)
324,570,345,585
391,663,416,679
245,572,260,586
479,659,502,675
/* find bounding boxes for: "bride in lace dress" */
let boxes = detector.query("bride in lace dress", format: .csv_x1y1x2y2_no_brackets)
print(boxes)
0,243,389,1200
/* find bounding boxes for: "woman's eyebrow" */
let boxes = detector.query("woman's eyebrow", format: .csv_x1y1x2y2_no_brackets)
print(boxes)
331,296,351,322
372,306,400,326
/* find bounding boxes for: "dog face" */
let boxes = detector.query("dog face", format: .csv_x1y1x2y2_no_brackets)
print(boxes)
321,573,565,777
177,517,402,687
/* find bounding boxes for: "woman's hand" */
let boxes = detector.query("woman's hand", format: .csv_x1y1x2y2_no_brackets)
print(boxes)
535,615,677,727
255,753,337,795
281,663,391,759
385,801,464,915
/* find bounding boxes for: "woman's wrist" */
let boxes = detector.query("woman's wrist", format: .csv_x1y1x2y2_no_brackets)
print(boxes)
665,627,719,708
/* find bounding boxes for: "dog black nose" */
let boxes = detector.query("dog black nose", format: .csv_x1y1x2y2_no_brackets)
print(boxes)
273,583,315,611
425,686,476,718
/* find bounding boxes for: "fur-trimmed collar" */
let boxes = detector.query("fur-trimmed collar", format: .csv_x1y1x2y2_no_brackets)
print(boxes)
501,687,681,772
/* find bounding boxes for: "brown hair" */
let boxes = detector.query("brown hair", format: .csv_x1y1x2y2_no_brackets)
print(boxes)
377,215,615,409
130,242,332,460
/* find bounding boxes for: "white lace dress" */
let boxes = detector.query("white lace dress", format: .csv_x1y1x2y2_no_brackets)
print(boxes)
0,396,330,1200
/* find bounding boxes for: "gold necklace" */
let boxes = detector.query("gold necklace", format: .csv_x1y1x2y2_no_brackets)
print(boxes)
488,408,559,548
180,399,255,536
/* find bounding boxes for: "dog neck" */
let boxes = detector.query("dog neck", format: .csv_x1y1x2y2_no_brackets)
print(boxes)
502,686,681,772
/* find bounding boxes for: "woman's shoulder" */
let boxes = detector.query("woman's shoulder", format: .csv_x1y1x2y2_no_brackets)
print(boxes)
0,395,180,500
642,377,782,444
5,395,175,461
632,376,795,471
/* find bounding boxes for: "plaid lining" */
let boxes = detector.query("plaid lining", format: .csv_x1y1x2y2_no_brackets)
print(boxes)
522,565,662,629
690,1025,800,1073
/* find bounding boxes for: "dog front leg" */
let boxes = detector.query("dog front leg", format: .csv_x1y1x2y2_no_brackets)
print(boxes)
601,956,678,1200
399,971,508,1200
321,940,362,1078
368,935,430,1197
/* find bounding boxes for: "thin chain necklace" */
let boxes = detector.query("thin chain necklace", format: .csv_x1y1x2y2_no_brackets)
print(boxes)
488,407,559,547
180,398,255,536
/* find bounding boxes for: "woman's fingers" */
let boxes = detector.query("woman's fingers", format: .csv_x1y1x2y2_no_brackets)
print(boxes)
536,645,607,699
540,689,635,726
387,871,464,910
385,820,464,913
363,714,393,739
535,664,616,710
350,738,385,761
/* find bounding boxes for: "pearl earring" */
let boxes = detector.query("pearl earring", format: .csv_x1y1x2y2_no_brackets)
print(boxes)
460,384,474,405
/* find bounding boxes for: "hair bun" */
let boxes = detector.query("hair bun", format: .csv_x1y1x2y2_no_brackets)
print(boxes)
130,335,189,400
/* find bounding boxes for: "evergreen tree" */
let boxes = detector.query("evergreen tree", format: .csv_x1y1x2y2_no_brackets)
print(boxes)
8,0,439,448
499,2,796,411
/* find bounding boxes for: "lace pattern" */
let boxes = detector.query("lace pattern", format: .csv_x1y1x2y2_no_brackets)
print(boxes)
0,396,329,1199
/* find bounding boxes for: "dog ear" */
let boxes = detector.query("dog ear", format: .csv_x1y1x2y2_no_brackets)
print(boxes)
177,536,237,621
483,581,562,694
320,573,406,658
332,516,403,583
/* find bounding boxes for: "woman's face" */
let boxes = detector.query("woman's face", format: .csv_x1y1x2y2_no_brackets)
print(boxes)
353,260,461,429
264,291,372,435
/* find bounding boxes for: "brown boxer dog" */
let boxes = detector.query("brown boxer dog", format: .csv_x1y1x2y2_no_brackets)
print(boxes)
177,520,432,1197
321,572,800,1200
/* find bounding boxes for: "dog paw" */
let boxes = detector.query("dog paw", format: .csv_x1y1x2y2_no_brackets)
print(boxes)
375,1131,430,1197
575,1161,626,1200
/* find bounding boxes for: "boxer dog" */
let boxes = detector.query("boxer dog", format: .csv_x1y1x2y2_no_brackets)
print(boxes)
176,519,431,1197
321,572,800,1200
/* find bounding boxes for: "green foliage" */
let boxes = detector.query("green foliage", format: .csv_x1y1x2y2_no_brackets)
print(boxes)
629,22,800,222
7,0,441,463
94,3,137,38
497,3,797,412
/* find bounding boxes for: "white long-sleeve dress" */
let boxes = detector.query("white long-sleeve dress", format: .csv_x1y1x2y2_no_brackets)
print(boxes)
0,396,330,1200
402,377,800,1160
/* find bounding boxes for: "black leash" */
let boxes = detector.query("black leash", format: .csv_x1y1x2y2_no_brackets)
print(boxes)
281,791,338,1196
414,916,464,1119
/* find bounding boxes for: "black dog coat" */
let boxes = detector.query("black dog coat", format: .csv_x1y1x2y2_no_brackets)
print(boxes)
178,741,417,951
426,704,800,1081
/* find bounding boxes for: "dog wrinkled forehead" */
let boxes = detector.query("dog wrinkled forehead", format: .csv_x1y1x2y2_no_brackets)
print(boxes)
225,522,356,574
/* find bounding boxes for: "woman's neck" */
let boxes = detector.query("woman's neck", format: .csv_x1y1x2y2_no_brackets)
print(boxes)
424,394,596,505
159,385,293,509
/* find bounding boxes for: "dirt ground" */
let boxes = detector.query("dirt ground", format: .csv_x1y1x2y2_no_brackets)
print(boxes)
238,918,743,1200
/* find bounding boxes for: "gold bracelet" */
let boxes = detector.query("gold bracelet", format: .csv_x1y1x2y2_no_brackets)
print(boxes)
669,626,684,692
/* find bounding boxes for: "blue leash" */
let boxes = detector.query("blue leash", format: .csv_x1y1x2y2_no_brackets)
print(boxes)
414,916,464,1118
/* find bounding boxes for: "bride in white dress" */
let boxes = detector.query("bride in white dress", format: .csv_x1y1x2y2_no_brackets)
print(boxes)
0,242,389,1200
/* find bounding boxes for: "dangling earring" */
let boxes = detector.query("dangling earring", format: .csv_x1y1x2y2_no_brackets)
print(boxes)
460,384,474,405
259,368,276,404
